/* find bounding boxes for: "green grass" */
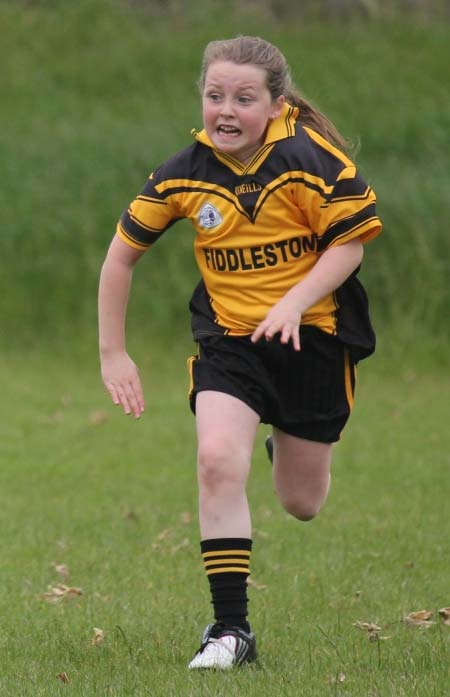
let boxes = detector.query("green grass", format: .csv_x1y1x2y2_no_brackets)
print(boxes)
1,1,449,692
1,340,449,695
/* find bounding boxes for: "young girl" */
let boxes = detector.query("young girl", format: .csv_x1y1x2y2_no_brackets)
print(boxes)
98,36,381,670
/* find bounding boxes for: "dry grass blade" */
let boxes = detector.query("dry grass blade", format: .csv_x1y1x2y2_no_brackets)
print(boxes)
155,527,174,542
170,537,189,554
40,584,83,603
354,621,381,633
438,607,450,625
88,409,108,425
247,577,268,591
404,610,434,628
52,563,69,582
91,627,105,645
56,672,69,683
330,671,347,685
353,620,385,641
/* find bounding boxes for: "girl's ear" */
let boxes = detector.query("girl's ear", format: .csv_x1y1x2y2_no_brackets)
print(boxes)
270,95,285,120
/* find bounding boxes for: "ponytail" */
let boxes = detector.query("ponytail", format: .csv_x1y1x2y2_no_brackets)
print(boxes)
285,89,354,157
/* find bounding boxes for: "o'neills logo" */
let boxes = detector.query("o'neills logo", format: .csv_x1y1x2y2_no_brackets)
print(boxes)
198,203,223,229
202,233,319,272
234,182,262,196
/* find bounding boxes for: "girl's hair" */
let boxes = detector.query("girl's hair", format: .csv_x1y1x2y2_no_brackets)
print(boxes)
199,36,351,155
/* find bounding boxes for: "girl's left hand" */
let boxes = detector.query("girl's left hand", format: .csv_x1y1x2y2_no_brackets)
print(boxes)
251,297,302,351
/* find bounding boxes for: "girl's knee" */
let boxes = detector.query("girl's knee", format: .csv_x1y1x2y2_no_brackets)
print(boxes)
275,468,331,521
281,497,323,521
278,479,331,520
197,439,247,491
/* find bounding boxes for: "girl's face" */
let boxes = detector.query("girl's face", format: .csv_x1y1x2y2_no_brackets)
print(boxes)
202,61,284,164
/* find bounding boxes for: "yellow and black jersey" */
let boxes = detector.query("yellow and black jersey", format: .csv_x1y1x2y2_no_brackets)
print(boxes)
117,102,382,360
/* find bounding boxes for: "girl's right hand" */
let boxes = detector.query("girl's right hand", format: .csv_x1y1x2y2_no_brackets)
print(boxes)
100,351,145,419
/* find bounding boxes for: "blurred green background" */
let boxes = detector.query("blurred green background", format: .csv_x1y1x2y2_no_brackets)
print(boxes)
1,4,449,693
1,0,449,365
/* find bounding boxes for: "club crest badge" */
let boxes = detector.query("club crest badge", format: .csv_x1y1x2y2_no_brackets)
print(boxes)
198,203,223,230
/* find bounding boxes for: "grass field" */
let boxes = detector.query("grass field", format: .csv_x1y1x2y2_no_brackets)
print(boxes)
1,1,449,693
1,338,449,696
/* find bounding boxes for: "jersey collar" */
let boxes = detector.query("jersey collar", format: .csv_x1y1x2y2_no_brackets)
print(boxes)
191,102,299,175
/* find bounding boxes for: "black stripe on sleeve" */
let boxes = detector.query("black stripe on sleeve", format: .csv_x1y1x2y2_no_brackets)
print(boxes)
318,203,378,250
119,209,166,246
328,174,373,203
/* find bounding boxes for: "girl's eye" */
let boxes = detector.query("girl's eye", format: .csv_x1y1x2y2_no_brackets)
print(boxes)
207,93,222,102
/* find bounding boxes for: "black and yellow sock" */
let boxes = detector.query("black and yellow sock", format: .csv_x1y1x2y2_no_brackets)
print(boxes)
200,538,252,632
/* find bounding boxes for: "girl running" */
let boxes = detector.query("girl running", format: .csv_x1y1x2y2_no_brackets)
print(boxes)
98,35,381,670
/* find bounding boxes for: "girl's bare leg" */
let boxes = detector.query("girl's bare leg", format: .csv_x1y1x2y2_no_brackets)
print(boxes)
272,428,332,521
195,391,260,539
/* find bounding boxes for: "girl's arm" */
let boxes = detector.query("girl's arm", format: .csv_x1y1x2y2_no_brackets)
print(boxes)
98,234,146,418
251,238,364,351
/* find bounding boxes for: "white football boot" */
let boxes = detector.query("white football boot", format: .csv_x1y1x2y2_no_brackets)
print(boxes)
188,622,257,670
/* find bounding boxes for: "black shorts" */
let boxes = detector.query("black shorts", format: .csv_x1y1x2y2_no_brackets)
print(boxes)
187,326,356,443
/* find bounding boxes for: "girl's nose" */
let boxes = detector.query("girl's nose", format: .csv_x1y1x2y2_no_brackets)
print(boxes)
219,98,234,117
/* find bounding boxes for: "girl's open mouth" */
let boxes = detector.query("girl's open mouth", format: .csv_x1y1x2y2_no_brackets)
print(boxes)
217,125,241,136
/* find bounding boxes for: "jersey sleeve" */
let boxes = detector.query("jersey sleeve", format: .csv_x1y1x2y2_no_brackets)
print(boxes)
315,165,381,250
116,167,181,250
297,128,382,251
